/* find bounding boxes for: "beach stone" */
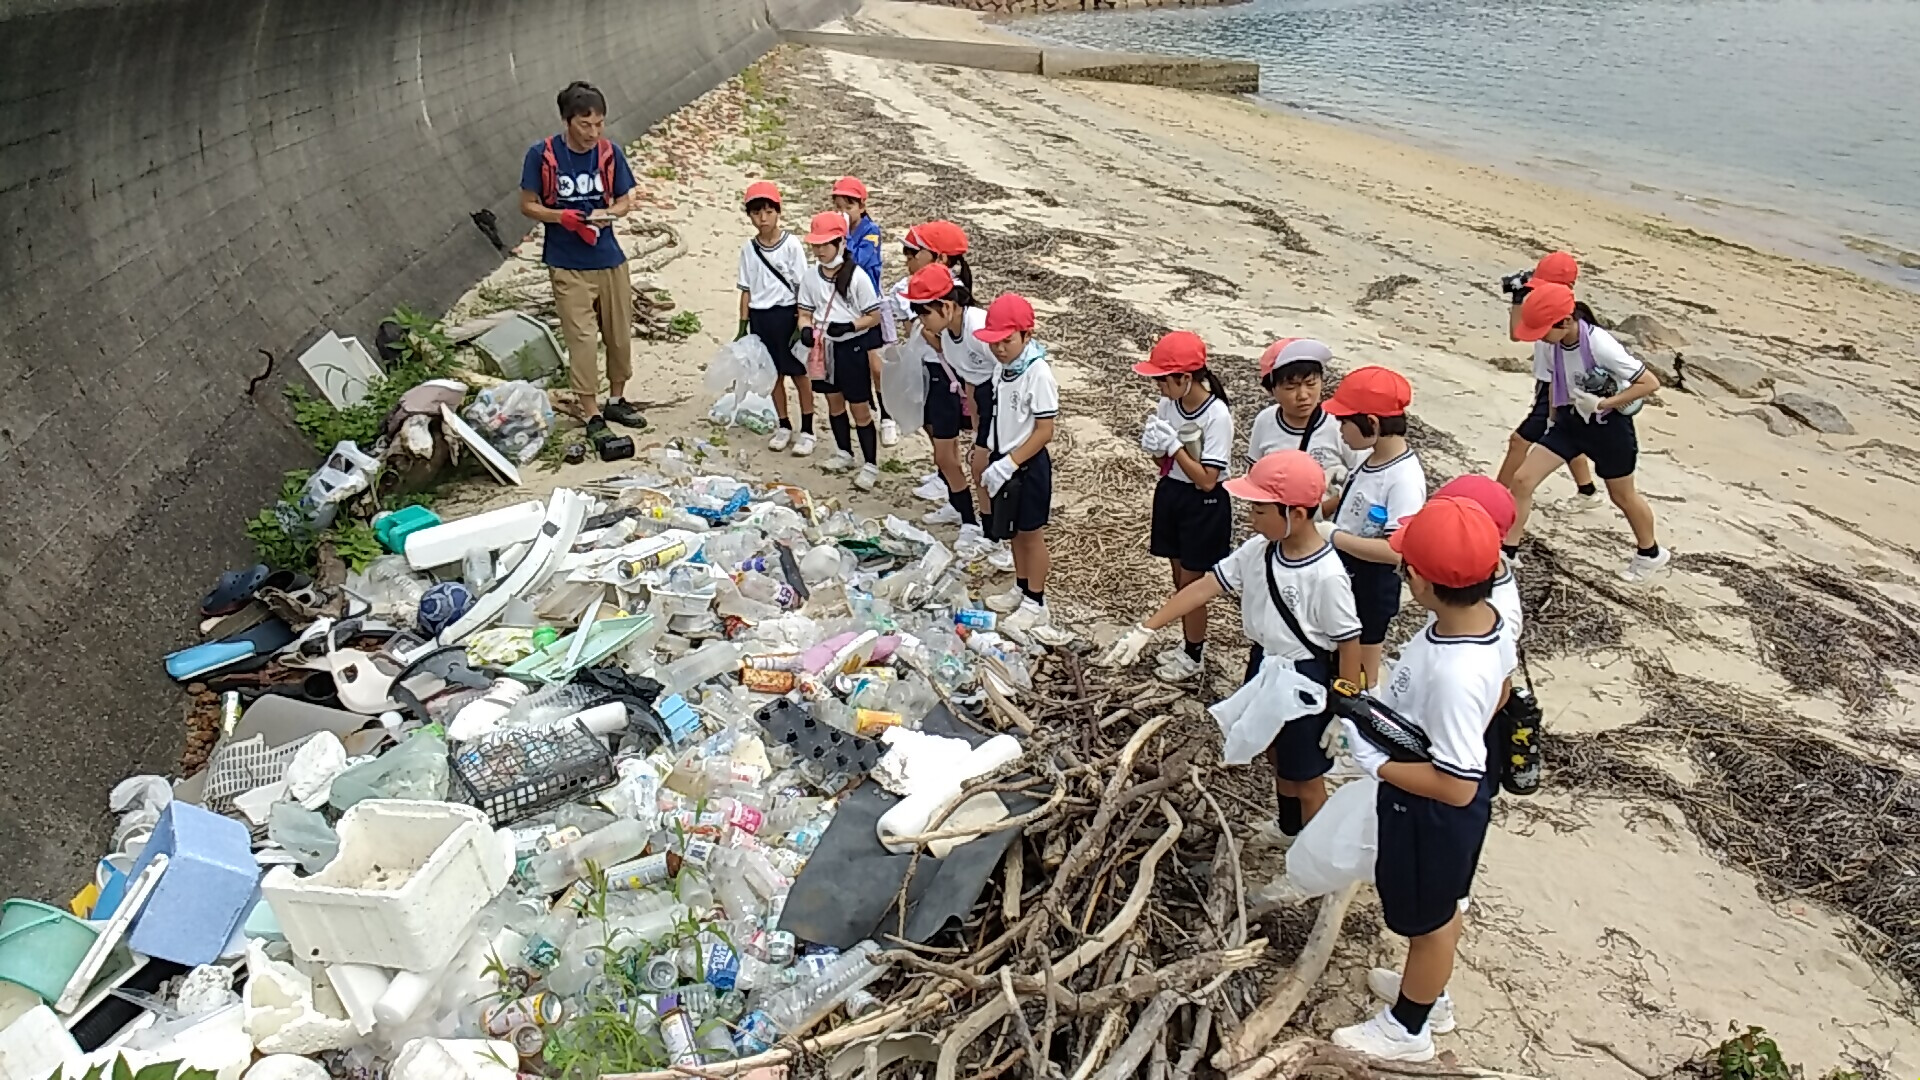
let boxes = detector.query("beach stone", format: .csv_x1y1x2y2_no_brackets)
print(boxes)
1771,392,1855,435
1688,354,1774,398
1614,314,1686,350
1742,407,1799,438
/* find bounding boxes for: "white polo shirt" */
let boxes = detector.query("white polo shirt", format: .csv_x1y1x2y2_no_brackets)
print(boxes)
1332,449,1426,538
1377,615,1513,783
1153,394,1233,485
991,352,1059,456
1246,406,1365,477
797,264,881,342
736,234,807,310
1531,324,1645,387
1422,558,1523,677
1212,539,1362,661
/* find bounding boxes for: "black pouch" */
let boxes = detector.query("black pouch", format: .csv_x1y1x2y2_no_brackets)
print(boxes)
986,466,1024,542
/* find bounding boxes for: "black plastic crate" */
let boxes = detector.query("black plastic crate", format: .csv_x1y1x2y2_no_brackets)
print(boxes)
450,720,617,826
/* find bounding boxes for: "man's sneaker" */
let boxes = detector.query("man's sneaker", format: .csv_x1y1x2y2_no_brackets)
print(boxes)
820,449,857,473
984,586,1028,614
603,399,647,429
768,427,793,452
585,416,610,442
1004,599,1072,647
1363,969,1456,1034
791,432,817,457
914,475,949,502
854,463,880,491
923,503,964,527
880,419,901,447
1332,1009,1435,1062
1618,545,1672,583
1154,650,1203,682
987,543,1015,572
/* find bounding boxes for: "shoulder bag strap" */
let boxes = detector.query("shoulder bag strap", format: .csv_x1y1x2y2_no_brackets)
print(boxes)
1297,406,1323,453
1262,542,1326,662
752,239,796,297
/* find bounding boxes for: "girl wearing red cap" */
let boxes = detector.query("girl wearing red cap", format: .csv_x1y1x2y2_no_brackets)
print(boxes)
735,182,815,456
900,263,1000,557
975,293,1065,643
1508,281,1667,582
1501,251,1600,500
1134,331,1235,682
796,211,885,491
833,177,898,448
1322,365,1426,686
1102,450,1363,835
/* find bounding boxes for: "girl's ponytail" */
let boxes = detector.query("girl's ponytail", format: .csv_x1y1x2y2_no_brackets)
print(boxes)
1196,365,1231,407
946,253,975,296
831,244,857,300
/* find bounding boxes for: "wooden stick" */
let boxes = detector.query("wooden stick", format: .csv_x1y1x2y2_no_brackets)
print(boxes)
1213,883,1361,1077
1169,1006,1213,1080
1223,1038,1546,1080
1090,989,1181,1080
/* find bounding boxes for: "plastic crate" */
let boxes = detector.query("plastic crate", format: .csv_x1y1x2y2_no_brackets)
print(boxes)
261,800,509,973
451,721,617,826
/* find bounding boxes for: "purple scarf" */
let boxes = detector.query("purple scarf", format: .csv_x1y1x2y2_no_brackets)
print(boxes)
1548,320,1598,408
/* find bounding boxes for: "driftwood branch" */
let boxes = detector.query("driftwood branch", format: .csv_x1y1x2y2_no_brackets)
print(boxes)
1216,883,1362,1079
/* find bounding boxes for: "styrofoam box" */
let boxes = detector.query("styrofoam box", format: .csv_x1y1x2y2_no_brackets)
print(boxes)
262,801,511,973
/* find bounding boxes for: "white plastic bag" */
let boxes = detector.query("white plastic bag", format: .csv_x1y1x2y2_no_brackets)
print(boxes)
878,345,927,438
708,391,739,425
704,341,744,395
463,381,555,464
1284,778,1378,896
734,335,778,397
1208,658,1326,765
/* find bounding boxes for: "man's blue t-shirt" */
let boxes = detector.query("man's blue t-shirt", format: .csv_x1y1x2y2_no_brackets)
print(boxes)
519,136,637,271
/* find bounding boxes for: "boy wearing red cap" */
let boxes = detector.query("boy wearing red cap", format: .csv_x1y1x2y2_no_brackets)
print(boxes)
736,181,814,455
797,211,885,490
1331,497,1512,1063
833,177,898,447
1500,251,1599,501
1246,338,1364,489
1134,331,1237,682
1102,450,1363,833
901,263,1000,555
975,294,1066,644
1509,281,1668,582
1321,366,1426,685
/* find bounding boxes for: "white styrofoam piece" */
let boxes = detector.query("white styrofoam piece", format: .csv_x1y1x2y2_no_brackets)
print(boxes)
403,500,546,570
261,801,509,972
242,942,358,1056
392,1038,519,1080
432,488,588,650
0,1005,81,1080
244,1055,330,1080
297,332,383,409
440,404,521,486
120,1001,253,1080
323,965,387,1036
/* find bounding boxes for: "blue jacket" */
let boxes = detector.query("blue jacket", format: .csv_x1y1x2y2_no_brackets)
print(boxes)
848,215,883,292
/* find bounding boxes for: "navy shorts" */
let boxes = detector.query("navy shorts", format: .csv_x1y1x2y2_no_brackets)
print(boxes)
1245,648,1335,782
1514,380,1551,443
1537,406,1638,480
1375,775,1497,938
925,367,992,442
989,448,1052,533
1341,553,1401,646
812,328,880,405
1149,477,1232,572
748,306,804,378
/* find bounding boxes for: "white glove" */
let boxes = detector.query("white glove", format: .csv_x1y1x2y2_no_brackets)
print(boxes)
1318,715,1346,758
1315,520,1339,542
1340,718,1390,780
1141,418,1179,457
983,456,1018,497
1324,465,1350,493
1570,388,1603,423
1099,624,1155,667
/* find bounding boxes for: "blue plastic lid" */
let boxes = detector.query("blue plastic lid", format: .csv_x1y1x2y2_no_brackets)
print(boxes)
1367,504,1390,521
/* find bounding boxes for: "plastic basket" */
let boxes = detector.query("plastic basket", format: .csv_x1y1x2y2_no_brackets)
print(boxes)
451,721,617,826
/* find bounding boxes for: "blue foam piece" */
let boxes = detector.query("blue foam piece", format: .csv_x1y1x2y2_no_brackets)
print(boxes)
127,802,260,966
657,694,700,745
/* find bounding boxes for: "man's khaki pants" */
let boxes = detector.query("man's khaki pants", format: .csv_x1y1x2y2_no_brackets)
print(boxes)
550,265,634,401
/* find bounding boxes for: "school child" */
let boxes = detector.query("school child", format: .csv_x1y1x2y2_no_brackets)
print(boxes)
1500,251,1598,498
900,263,1003,560
973,293,1067,644
1245,337,1364,485
1102,450,1363,832
832,177,898,449
796,212,884,491
1133,331,1235,681
1330,496,1510,1063
895,221,982,500
1321,366,1425,687
1507,281,1667,582
734,181,815,455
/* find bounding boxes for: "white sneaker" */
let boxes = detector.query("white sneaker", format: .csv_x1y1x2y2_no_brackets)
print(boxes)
1154,650,1203,682
791,432,817,457
853,463,879,491
880,419,900,447
984,586,1028,614
987,543,1016,572
1003,599,1073,647
1154,645,1191,670
767,427,793,452
914,475,950,502
1331,1008,1435,1062
1576,484,1603,503
820,449,856,473
1363,969,1456,1034
1617,545,1671,583
923,503,964,527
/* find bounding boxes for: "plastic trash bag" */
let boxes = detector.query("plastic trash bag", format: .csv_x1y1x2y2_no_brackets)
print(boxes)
878,345,926,438
705,340,745,395
734,335,778,397
1284,778,1378,896
268,803,339,874
1208,659,1326,765
709,391,740,425
463,381,555,464
328,728,450,811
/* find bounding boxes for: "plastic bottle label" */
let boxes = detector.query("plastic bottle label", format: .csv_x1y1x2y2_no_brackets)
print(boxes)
659,1009,701,1067
603,853,672,890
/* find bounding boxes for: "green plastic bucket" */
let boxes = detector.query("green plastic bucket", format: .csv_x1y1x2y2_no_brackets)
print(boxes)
0,899,98,1002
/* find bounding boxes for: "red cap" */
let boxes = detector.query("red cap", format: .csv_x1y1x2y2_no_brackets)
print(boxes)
1132,331,1208,377
1430,475,1517,537
904,264,955,303
1532,251,1579,287
1258,337,1333,378
1322,365,1412,418
1390,496,1504,588
1224,450,1326,507
804,212,849,245
831,176,870,202
975,294,1035,343
906,220,968,256
1514,281,1575,342
743,181,781,208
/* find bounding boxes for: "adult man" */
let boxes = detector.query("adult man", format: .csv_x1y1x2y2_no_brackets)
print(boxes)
519,81,645,433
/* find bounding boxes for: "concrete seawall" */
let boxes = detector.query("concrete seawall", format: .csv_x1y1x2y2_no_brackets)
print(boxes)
780,29,1259,93
0,0,853,895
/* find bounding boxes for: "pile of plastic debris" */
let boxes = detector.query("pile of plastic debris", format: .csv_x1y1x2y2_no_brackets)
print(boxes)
6,441,1058,1080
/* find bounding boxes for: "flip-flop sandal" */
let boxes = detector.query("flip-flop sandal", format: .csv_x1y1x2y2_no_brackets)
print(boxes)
164,618,298,681
199,564,270,617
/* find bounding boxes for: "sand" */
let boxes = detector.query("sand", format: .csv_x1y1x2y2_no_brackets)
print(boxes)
449,5,1920,1074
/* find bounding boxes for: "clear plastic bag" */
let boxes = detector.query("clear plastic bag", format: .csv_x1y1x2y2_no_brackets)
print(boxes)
1284,778,1378,896
878,345,926,438
463,381,555,464
328,729,450,810
268,802,341,873
735,335,778,397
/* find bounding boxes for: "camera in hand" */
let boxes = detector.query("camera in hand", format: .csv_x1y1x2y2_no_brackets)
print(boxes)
1329,679,1433,763
1499,267,1534,302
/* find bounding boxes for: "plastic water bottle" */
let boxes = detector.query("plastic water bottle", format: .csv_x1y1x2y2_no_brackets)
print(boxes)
751,940,887,1034
526,819,651,893
1363,504,1390,539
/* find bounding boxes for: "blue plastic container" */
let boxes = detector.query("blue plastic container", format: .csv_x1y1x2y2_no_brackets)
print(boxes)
127,802,259,966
